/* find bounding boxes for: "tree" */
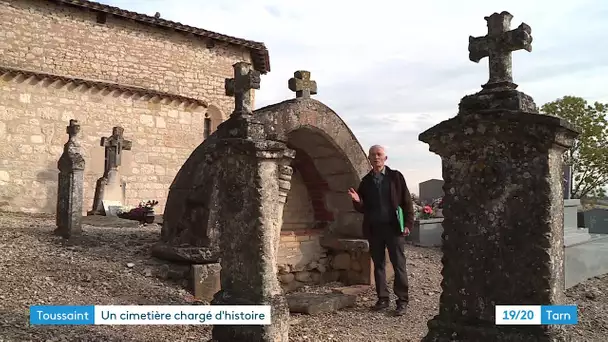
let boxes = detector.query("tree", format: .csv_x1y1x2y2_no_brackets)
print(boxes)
541,96,608,199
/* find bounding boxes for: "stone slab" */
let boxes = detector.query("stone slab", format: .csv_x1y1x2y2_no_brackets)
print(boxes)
81,215,140,228
408,218,444,247
320,236,369,252
331,285,369,296
286,292,356,315
564,199,580,229
583,208,608,234
409,209,598,248
151,243,220,264
191,263,221,301
564,227,608,247
565,237,608,289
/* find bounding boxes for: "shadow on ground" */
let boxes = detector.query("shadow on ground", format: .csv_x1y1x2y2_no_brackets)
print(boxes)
0,212,211,342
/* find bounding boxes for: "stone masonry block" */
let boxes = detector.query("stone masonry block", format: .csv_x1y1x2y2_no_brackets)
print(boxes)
191,263,221,302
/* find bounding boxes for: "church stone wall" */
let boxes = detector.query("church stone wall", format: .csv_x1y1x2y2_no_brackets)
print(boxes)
0,0,254,116
0,0,258,214
0,77,207,214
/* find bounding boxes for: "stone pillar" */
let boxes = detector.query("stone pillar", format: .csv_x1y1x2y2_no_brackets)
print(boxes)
211,62,295,342
419,12,579,342
54,119,86,239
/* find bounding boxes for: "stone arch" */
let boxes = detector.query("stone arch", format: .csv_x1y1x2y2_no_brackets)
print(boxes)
249,98,373,290
254,99,370,238
153,96,373,295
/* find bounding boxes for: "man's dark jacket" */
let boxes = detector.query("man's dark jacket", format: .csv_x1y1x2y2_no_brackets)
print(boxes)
352,166,415,239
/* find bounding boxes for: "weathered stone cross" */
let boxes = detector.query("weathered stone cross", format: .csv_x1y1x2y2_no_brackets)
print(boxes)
468,11,532,90
101,126,132,175
225,62,261,115
67,119,80,141
288,70,317,99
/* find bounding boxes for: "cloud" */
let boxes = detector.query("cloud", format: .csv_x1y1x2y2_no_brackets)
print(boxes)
99,0,608,193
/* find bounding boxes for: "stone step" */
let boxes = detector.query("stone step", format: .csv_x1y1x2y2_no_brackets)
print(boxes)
286,292,356,315
331,285,369,296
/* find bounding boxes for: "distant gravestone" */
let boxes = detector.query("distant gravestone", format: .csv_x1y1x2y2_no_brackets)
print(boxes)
54,119,85,239
584,208,608,234
419,179,444,204
419,12,579,341
89,126,132,215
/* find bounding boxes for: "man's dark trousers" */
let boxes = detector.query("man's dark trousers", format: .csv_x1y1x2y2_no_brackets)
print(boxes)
369,224,409,303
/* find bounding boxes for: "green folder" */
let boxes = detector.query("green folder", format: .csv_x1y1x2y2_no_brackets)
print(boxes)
396,206,405,233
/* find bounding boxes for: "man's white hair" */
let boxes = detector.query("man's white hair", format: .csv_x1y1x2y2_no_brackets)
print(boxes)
368,145,386,154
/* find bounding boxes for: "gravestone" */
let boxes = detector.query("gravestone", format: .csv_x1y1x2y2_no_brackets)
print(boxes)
419,12,579,341
211,62,295,342
54,119,86,239
563,199,580,229
583,208,608,234
419,179,444,204
89,126,132,215
157,67,371,316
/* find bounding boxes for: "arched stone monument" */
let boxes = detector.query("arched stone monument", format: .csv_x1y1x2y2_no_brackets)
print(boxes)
153,66,371,341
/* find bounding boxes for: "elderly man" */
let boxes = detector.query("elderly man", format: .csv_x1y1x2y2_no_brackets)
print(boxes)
348,145,415,316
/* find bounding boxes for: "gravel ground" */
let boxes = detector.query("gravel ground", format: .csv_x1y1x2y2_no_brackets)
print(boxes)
0,212,605,342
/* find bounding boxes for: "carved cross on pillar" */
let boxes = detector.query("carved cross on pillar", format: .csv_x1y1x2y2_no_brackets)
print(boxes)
100,126,132,176
225,62,261,116
67,119,80,141
468,11,533,91
288,70,317,99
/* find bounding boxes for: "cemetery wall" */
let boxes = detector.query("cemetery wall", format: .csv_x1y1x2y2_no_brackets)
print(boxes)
0,0,256,214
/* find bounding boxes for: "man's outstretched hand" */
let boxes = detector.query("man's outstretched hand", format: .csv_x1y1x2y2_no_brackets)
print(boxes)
348,188,360,203
402,227,411,237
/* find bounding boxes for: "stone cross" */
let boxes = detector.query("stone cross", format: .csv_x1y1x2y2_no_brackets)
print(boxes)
468,11,532,90
89,126,132,215
55,119,85,239
67,119,80,141
100,126,132,177
288,70,317,99
210,122,295,340
225,62,261,115
419,12,579,341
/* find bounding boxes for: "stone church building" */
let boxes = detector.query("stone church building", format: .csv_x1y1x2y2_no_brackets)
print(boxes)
0,0,270,214
1,0,381,292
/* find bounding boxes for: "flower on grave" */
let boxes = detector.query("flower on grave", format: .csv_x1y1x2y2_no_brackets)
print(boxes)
137,200,159,209
415,204,434,220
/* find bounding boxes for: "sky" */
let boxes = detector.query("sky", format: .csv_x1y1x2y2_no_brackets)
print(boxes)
100,0,608,194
